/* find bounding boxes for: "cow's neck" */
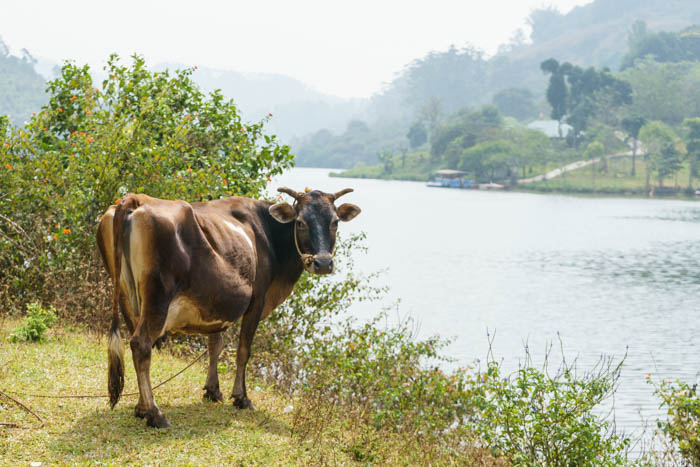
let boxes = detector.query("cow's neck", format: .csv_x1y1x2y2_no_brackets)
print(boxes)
269,215,305,283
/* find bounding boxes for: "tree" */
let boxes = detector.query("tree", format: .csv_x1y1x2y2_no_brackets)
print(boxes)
620,58,700,126
584,141,605,184
406,121,427,149
639,121,684,188
683,118,700,189
418,96,443,134
542,59,632,146
492,88,536,121
621,116,647,175
378,150,394,174
541,59,567,130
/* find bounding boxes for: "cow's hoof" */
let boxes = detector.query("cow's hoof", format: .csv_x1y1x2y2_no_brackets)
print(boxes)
203,388,224,403
134,405,148,419
233,397,255,410
146,411,171,428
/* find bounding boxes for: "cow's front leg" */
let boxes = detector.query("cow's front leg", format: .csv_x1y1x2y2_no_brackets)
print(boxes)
203,332,225,402
131,326,170,428
232,305,262,410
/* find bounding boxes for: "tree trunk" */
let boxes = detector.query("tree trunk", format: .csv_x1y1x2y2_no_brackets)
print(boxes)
645,159,650,192
631,139,637,176
689,158,694,190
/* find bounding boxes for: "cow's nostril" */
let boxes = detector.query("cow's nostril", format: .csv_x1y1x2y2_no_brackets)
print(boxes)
313,256,333,272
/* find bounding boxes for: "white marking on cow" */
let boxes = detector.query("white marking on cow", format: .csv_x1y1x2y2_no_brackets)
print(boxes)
224,220,253,251
164,295,232,333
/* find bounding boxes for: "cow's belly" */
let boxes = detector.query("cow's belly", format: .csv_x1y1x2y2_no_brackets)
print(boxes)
163,295,237,335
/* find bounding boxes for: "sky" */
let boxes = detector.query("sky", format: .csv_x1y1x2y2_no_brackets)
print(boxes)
0,0,593,98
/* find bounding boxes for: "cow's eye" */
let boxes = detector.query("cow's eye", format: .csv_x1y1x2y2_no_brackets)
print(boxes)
331,219,339,229
296,220,307,230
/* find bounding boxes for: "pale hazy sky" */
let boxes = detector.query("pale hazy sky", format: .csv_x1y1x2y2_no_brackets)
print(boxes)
0,0,592,98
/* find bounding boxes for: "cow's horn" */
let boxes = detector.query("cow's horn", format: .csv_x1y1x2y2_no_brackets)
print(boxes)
333,188,354,200
277,186,303,199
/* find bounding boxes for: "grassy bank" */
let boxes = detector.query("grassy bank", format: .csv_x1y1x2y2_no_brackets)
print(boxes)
333,154,700,198
2,320,481,465
521,158,696,196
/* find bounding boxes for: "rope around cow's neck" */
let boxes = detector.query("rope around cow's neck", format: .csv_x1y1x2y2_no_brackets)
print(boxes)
293,221,315,267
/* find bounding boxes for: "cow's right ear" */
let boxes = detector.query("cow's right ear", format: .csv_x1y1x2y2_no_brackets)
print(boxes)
269,203,297,223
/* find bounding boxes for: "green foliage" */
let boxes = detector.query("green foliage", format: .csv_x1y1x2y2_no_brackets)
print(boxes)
430,105,502,158
406,121,427,149
492,87,537,121
542,59,632,145
0,54,293,315
639,120,686,186
474,344,631,465
294,119,408,169
584,141,605,160
620,58,700,126
8,301,57,342
652,377,700,464
404,45,487,116
622,21,700,69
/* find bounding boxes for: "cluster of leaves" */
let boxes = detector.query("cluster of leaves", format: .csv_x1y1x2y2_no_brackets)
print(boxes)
8,301,57,342
0,54,293,317
622,21,700,70
473,343,631,465
541,59,632,146
294,119,409,169
652,377,700,464
430,105,552,183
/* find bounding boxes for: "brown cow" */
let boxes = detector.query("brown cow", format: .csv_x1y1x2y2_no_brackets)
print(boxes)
96,187,360,427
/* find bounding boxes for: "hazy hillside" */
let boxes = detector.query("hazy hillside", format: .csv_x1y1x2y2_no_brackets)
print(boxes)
499,0,700,92
157,64,368,141
0,38,46,125
295,0,700,168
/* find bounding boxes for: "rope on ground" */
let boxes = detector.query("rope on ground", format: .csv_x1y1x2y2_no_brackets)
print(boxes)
2,349,208,400
0,389,44,429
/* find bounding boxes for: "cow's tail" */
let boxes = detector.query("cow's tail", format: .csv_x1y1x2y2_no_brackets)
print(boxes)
107,194,139,409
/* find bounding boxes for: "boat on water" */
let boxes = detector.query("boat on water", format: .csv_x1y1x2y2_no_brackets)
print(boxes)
427,169,475,189
427,170,504,190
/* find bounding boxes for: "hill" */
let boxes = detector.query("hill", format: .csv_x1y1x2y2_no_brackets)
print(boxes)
156,63,368,141
0,38,46,125
295,0,700,168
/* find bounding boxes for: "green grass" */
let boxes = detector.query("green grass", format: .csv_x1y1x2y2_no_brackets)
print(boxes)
331,152,434,181
0,320,354,465
523,158,696,195
0,320,500,465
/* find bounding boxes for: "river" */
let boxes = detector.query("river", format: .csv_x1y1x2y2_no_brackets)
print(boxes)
271,167,700,438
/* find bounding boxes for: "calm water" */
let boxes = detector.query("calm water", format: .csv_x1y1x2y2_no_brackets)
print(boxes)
271,167,700,437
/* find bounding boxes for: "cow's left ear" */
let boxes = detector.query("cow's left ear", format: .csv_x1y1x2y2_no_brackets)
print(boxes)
269,203,297,223
337,203,361,222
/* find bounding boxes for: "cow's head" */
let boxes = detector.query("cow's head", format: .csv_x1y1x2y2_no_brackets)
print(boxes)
269,186,360,275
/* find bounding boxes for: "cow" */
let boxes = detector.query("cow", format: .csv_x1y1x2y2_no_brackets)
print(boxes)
96,186,361,428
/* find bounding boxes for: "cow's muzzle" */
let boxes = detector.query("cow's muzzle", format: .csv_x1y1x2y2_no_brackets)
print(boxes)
310,253,334,275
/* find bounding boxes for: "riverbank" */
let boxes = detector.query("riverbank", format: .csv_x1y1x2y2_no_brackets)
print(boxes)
332,157,698,198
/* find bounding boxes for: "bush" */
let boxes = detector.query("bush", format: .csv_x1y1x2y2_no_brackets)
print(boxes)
652,377,700,464
0,54,293,318
472,343,632,465
8,301,57,342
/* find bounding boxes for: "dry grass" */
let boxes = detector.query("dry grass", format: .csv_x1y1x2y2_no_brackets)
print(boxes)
0,320,505,466
0,320,348,465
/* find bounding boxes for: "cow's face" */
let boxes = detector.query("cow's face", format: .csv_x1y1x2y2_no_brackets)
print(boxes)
269,187,361,275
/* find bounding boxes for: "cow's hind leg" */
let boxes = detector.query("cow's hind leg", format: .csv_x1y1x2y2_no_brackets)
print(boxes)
203,332,225,402
131,290,170,428
231,304,262,410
